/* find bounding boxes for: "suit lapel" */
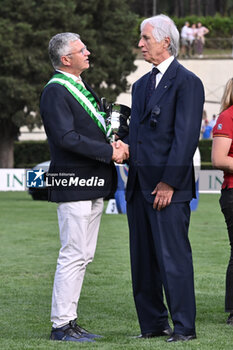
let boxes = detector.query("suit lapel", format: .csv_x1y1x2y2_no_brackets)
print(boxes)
133,72,151,117
142,59,180,121
140,73,151,112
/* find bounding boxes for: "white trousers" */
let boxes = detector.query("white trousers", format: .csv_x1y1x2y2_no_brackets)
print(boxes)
51,198,104,328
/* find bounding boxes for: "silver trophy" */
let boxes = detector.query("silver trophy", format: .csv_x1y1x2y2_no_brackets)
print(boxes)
105,102,131,142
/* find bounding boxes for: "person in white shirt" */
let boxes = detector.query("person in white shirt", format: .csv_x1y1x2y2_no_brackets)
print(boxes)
189,23,197,56
209,114,217,128
180,21,190,58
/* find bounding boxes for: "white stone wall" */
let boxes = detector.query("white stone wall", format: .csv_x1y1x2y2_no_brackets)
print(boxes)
19,125,47,141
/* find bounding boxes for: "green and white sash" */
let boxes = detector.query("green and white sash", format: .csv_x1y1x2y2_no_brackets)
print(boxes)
45,73,112,138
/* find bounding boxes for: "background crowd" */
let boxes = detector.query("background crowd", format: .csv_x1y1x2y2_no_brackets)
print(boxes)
180,21,209,58
200,112,217,139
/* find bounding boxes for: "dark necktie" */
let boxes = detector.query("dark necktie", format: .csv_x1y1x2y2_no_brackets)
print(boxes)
146,67,159,104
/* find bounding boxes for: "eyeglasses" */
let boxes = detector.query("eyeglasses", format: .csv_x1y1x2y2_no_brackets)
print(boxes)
65,46,88,56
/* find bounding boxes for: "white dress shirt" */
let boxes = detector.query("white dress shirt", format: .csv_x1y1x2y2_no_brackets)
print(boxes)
56,69,85,88
153,55,174,88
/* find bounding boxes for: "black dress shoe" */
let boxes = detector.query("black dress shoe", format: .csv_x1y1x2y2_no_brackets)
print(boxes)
137,326,173,338
227,313,233,325
166,333,196,342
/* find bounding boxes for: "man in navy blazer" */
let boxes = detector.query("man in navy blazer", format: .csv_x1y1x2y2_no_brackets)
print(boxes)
40,32,129,342
126,15,204,342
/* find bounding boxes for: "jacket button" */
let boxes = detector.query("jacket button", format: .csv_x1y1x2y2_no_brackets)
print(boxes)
138,140,142,144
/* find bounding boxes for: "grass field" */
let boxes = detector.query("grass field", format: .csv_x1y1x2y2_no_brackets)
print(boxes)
0,191,232,349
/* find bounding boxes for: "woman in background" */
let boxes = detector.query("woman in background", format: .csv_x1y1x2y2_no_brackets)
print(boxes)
196,22,209,58
212,78,233,325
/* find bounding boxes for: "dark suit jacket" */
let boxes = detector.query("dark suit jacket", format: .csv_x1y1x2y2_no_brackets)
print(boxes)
126,58,205,203
40,73,117,202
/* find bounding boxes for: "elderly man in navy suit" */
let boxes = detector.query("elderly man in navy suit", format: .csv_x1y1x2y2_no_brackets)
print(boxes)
125,15,204,342
40,32,129,342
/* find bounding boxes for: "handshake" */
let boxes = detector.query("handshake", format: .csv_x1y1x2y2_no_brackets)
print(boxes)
111,140,129,164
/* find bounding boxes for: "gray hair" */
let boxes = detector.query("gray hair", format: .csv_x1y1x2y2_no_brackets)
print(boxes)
48,32,81,69
141,14,180,57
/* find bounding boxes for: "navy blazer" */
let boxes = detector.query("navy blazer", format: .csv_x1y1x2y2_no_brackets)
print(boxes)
126,58,205,203
40,74,117,202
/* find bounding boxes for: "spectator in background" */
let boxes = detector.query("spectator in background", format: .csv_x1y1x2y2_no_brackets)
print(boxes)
211,78,233,326
189,23,197,57
196,22,209,58
202,119,213,139
180,21,190,58
200,110,208,139
209,114,217,128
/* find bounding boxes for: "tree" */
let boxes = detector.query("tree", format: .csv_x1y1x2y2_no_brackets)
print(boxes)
196,0,202,15
131,0,233,16
0,0,137,167
73,0,137,102
189,0,196,14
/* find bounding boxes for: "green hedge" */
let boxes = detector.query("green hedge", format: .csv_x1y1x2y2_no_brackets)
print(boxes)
14,140,50,169
14,139,213,169
135,15,233,49
198,139,212,161
137,15,233,38
173,15,233,38
198,139,213,169
174,15,233,49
